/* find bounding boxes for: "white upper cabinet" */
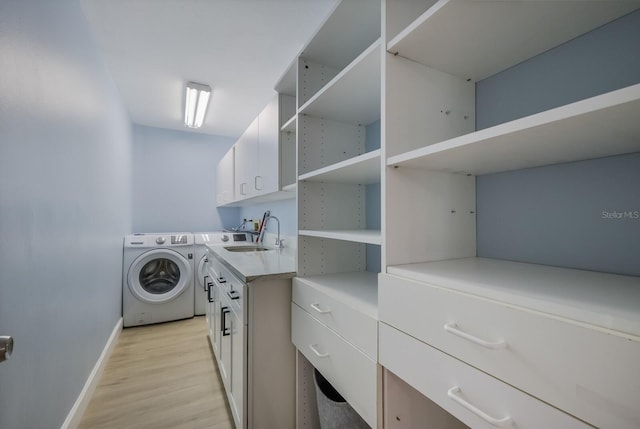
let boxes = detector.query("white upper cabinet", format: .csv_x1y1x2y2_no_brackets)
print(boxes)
234,116,259,200
216,146,235,205
256,96,279,195
218,95,294,206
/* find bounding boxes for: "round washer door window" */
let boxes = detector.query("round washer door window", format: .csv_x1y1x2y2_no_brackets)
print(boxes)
197,255,208,290
128,249,192,304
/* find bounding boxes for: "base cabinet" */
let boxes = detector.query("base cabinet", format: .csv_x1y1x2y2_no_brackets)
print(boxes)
206,276,219,355
228,296,245,425
206,250,295,429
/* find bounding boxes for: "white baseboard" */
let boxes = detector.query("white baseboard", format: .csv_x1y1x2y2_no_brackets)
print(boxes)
60,317,123,429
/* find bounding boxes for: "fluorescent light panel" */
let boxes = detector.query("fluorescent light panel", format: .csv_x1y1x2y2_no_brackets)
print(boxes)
185,82,211,128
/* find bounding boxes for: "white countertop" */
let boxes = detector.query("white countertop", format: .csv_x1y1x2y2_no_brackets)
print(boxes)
206,243,296,283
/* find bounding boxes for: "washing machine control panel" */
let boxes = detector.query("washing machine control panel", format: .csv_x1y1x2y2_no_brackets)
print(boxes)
125,233,194,247
171,235,188,244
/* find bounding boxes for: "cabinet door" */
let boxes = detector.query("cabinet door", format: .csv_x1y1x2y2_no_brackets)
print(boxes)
219,296,232,389
256,96,280,195
209,282,219,356
216,147,235,205
235,117,258,200
230,307,245,428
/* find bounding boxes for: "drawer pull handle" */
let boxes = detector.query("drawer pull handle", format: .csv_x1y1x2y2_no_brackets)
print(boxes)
448,386,513,427
309,344,329,358
310,303,331,314
444,323,506,349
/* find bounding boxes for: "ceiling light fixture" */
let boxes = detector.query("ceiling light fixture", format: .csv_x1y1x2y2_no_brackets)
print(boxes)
184,82,211,128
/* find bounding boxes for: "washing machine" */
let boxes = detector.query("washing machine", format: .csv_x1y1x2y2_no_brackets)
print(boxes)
123,233,195,327
194,231,252,315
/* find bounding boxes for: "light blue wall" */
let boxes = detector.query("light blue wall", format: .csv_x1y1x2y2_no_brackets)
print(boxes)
132,124,239,233
477,10,640,129
477,154,640,276
475,11,640,276
365,120,381,152
0,1,132,427
239,199,297,238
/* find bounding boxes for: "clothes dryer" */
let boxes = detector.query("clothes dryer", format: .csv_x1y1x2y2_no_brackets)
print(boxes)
123,233,195,327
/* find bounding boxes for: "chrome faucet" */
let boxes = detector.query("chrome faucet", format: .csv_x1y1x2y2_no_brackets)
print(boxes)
261,215,284,248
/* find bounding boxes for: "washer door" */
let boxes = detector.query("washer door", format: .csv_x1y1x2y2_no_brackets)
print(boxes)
128,249,192,304
197,255,208,290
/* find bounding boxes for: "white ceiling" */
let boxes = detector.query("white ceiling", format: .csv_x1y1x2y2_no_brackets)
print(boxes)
80,0,338,138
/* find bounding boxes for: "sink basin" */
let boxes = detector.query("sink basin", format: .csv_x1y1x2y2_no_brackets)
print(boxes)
224,245,272,252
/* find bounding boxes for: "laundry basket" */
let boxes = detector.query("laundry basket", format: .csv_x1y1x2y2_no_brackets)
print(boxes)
313,369,369,429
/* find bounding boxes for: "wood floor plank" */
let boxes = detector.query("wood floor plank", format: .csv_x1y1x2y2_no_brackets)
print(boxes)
78,317,235,429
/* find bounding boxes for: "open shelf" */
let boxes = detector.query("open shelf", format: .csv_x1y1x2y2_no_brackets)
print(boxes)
302,0,380,71
295,271,378,319
281,115,296,133
299,149,380,184
387,257,640,338
299,229,381,246
299,40,381,125
387,84,640,175
387,0,640,81
282,183,297,193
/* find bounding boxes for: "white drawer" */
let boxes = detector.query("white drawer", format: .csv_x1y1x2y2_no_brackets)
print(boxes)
293,276,377,359
379,273,640,429
292,303,377,428
380,323,591,429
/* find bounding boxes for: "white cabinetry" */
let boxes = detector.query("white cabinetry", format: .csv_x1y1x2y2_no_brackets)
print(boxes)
219,95,295,206
380,323,591,429
204,274,218,354
234,116,259,200
234,97,280,200
285,1,383,427
255,95,279,195
216,146,234,206
381,2,640,429
206,248,295,429
292,274,379,428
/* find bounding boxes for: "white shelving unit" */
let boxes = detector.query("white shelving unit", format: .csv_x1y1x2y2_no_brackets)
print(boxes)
296,0,382,269
387,83,640,175
290,1,383,428
381,1,640,428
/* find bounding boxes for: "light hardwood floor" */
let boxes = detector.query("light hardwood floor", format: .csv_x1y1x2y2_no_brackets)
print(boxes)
78,317,234,429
